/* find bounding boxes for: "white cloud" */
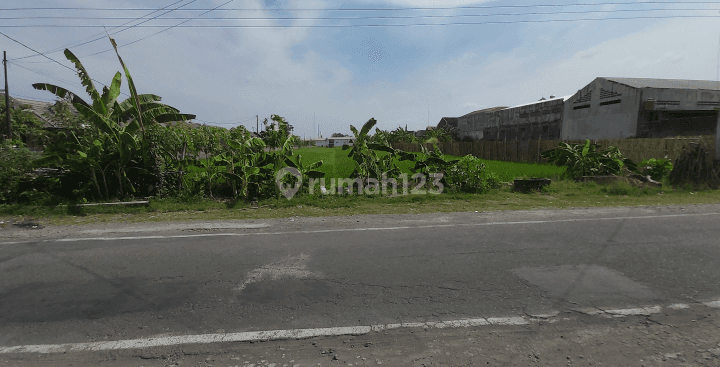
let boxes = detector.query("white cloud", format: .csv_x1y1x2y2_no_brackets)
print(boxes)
10,0,720,137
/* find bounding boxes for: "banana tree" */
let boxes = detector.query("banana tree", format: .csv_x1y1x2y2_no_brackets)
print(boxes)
541,139,638,180
284,154,325,179
345,118,377,180
33,45,194,198
344,118,414,181
219,137,268,199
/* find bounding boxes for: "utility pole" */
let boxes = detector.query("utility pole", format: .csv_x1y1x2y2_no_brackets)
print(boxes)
3,51,10,141
716,32,720,162
716,103,720,163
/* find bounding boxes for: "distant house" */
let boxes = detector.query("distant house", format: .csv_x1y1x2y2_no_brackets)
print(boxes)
327,136,354,147
414,126,437,138
437,117,458,131
0,90,71,130
304,137,329,147
302,136,354,147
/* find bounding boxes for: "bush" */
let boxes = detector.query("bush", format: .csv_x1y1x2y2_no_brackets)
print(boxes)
639,158,673,181
668,141,720,189
0,141,42,203
541,139,637,180
444,155,501,193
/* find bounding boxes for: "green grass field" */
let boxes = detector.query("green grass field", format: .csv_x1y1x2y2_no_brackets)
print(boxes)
294,146,566,181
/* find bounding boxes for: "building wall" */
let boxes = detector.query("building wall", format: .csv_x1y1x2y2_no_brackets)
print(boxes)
466,113,496,140
328,137,354,147
561,78,642,140
481,98,564,141
459,78,720,142
636,88,719,138
457,100,563,141
457,111,497,140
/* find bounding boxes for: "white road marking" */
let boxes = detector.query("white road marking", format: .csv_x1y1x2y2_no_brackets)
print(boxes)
79,222,270,234
0,326,372,354
1,212,713,245
236,253,322,291
703,300,720,308
2,299,719,354
602,306,662,316
0,316,530,354
668,303,690,309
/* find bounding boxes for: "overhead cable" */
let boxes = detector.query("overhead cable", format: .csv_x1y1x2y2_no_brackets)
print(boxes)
1,1,717,11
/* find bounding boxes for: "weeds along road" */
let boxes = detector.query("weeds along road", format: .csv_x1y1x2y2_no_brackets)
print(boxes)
1,204,720,365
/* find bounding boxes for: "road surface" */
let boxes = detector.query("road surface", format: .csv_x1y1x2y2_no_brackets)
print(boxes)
1,204,719,365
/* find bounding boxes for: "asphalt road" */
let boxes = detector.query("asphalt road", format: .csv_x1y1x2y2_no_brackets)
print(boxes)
1,204,719,354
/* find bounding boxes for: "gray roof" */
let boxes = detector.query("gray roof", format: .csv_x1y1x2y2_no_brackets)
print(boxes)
604,77,720,90
461,106,508,117
0,91,59,127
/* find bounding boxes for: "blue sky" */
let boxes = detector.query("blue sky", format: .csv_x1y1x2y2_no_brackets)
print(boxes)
2,0,720,138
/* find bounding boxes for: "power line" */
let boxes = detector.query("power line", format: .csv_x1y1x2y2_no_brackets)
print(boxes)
10,0,197,61
197,116,258,126
1,14,718,28
8,61,83,87
6,92,56,103
0,30,129,97
2,7,716,21
78,0,236,59
1,1,717,11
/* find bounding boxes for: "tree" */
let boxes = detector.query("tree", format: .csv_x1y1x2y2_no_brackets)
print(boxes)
389,126,417,144
331,132,345,137
0,98,46,145
33,44,195,198
259,114,293,149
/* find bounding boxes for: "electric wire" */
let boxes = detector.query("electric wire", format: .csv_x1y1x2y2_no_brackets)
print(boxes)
196,116,257,126
8,61,83,88
1,14,717,28
1,1,717,11
1,7,716,22
78,0,236,59
0,30,130,97
10,0,197,61
6,92,56,102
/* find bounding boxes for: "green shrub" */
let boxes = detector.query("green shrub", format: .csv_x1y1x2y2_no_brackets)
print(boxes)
0,141,40,203
541,139,637,180
444,155,501,193
639,158,673,181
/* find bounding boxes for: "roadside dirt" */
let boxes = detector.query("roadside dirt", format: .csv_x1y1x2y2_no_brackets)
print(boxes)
4,303,720,366
2,203,718,244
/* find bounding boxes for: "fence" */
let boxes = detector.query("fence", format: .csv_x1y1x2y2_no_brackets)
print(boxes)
392,135,716,165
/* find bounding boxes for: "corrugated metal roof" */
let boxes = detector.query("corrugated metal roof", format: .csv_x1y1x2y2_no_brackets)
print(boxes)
461,106,508,117
507,95,572,109
1,92,57,126
604,77,720,90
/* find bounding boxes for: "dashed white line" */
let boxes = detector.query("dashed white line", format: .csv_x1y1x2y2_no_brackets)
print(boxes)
703,300,720,308
602,306,662,316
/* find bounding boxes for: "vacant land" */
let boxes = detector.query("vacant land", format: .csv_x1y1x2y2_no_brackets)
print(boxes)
2,176,719,226
295,146,565,180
